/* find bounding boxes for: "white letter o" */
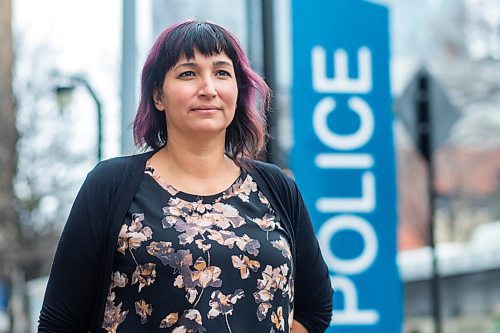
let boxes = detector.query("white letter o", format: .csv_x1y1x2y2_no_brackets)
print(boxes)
318,214,378,274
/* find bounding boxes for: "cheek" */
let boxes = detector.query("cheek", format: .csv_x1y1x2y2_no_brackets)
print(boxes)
231,92,238,109
164,88,189,109
226,84,238,109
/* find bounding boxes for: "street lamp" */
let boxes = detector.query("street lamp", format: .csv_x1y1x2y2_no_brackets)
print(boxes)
53,75,103,161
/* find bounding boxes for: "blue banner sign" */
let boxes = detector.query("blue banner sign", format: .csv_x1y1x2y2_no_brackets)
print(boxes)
291,1,402,332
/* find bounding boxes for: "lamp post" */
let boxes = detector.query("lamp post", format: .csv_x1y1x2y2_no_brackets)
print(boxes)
54,75,103,161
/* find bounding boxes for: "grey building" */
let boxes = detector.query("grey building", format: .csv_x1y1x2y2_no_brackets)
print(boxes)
399,222,500,332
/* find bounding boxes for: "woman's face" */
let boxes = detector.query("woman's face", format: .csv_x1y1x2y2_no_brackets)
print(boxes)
154,49,238,141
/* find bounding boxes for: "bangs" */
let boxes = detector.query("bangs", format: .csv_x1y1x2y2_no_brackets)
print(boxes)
165,21,234,69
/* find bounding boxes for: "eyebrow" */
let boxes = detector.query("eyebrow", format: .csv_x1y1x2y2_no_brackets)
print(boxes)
174,60,233,70
214,60,233,67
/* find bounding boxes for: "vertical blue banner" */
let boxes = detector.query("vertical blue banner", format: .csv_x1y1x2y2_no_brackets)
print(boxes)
291,1,402,332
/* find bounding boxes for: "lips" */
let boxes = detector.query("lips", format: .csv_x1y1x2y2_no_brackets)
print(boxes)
191,105,221,112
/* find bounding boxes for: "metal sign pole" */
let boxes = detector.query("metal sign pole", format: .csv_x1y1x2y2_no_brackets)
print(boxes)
261,0,279,164
416,73,442,333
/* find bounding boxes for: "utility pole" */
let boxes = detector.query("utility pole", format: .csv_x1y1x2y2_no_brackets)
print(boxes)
416,73,442,333
121,0,137,155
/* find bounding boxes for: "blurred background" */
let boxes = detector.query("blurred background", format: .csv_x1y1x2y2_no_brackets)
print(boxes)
1,0,500,332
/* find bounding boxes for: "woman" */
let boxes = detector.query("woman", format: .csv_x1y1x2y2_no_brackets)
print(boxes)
38,20,333,333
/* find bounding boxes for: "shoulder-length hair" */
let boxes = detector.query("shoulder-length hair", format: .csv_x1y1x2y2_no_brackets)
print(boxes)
133,20,270,162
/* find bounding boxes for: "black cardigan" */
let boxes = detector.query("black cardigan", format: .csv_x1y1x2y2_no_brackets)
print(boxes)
38,151,333,333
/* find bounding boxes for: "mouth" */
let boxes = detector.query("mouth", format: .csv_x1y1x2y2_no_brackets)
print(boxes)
191,105,221,112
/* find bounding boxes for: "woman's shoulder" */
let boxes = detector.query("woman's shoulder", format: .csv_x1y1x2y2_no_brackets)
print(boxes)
86,151,155,185
247,159,294,183
88,155,131,180
248,159,285,177
246,159,299,198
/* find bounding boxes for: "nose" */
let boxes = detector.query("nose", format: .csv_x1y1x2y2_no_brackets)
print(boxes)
199,76,217,98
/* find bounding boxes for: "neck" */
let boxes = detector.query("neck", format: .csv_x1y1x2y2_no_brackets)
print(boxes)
149,130,242,196
162,138,229,179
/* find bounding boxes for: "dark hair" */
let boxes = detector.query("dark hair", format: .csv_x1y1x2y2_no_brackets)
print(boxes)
133,20,270,162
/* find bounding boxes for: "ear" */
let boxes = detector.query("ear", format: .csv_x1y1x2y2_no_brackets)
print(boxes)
153,89,165,111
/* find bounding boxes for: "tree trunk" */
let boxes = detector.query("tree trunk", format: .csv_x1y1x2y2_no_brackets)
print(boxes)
0,0,19,272
0,2,26,332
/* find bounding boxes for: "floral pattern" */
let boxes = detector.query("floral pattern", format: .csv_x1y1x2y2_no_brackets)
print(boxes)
102,272,129,333
231,255,261,279
160,312,178,328
171,309,206,333
117,213,152,254
208,289,245,332
271,236,292,261
253,264,290,322
132,263,156,292
102,164,294,332
135,299,152,324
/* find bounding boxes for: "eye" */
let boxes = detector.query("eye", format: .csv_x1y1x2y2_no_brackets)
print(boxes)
216,70,232,77
178,71,196,78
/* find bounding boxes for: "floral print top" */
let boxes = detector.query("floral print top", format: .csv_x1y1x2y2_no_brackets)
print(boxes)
102,162,294,333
